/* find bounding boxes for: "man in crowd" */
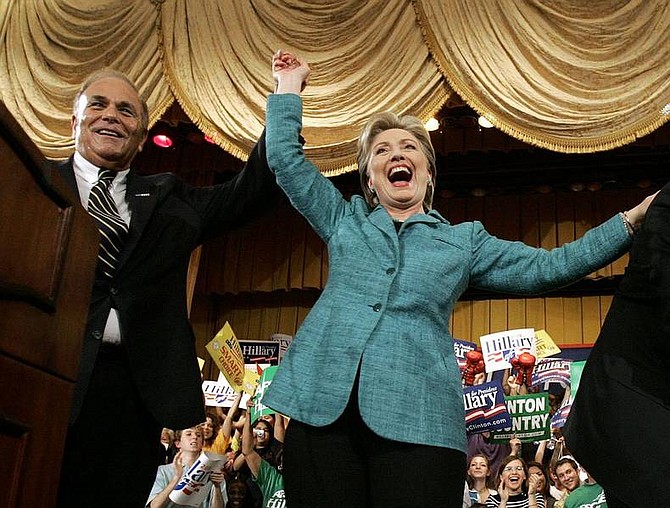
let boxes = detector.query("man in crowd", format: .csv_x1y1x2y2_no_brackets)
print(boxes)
554,457,582,508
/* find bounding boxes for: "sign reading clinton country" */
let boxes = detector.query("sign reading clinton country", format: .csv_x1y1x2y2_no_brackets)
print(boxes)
480,328,536,373
490,393,551,443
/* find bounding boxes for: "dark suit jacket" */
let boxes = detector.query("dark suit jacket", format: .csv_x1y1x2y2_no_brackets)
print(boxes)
563,182,670,506
59,133,278,429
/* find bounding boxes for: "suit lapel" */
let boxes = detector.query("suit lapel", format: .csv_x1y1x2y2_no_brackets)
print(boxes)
116,171,159,271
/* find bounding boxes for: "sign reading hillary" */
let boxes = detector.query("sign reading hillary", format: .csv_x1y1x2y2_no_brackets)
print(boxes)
490,393,551,443
480,328,536,373
239,340,280,366
463,380,511,434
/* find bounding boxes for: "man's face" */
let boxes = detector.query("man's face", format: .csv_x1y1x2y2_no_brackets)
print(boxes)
178,428,204,453
556,463,580,492
72,76,147,171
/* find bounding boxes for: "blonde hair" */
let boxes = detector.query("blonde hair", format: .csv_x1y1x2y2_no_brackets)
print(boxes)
357,112,437,210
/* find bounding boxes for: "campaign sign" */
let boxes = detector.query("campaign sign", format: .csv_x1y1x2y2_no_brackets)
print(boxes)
490,393,551,443
270,333,293,362
551,402,571,429
569,360,586,404
169,451,226,506
463,380,511,435
534,329,562,359
531,357,572,388
205,322,245,392
480,328,536,373
454,338,478,372
239,340,280,366
252,366,278,423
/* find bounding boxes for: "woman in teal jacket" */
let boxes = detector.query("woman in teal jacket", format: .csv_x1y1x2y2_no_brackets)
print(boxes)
262,51,656,507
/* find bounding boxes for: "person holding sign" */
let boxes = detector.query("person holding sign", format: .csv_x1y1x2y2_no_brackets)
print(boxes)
262,50,658,507
146,427,227,508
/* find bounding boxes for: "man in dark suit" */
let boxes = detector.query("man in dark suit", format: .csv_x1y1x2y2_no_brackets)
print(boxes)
56,69,279,507
563,183,669,508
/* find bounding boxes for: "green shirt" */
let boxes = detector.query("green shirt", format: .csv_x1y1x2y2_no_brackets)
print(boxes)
255,459,285,508
564,483,607,508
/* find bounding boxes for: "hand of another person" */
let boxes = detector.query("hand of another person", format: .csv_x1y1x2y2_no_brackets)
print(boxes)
507,375,521,396
528,472,540,495
509,434,522,455
210,469,226,486
173,450,185,478
624,190,660,230
272,49,310,95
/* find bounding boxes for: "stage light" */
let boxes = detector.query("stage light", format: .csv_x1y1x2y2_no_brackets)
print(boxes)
424,117,440,132
152,133,173,148
478,116,494,129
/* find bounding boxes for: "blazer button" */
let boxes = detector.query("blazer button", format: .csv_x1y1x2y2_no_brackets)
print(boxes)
110,287,118,295
386,267,395,275
372,303,382,312
92,330,103,340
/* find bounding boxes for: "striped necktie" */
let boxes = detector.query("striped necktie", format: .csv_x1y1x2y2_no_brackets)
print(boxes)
87,169,129,279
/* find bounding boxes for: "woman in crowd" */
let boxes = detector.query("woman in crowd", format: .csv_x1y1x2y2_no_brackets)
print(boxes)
261,50,657,507
486,456,544,508
527,461,555,508
467,454,498,504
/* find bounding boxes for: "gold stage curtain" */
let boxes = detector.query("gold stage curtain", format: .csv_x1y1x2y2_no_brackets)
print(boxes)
415,0,670,152
158,0,448,174
1,0,669,167
0,0,173,159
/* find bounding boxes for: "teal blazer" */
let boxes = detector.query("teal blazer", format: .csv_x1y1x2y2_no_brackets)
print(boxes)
262,94,632,453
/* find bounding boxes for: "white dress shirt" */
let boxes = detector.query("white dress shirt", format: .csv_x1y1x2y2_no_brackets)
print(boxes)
73,152,131,344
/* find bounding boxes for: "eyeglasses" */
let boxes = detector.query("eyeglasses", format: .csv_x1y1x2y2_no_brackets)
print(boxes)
503,466,524,473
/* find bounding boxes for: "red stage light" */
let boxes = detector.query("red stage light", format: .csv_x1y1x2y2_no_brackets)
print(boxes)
203,134,216,144
152,134,173,148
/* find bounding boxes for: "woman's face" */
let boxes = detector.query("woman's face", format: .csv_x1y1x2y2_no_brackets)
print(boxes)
500,459,526,493
201,417,215,439
253,422,272,447
468,456,490,480
528,465,546,491
367,128,430,216
228,481,247,507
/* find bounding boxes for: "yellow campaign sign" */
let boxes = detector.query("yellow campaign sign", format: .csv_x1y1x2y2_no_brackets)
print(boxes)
241,368,261,396
534,329,561,359
205,322,245,392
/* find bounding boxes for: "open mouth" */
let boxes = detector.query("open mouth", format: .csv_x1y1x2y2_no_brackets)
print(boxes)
387,165,413,187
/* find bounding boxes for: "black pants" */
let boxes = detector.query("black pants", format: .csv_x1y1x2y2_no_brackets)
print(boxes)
283,388,466,507
604,491,631,508
57,344,163,508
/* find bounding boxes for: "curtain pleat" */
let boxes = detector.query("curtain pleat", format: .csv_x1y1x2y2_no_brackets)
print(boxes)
1,0,668,165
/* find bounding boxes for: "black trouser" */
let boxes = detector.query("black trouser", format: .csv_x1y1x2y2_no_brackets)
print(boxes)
604,491,631,508
57,344,163,508
283,388,466,507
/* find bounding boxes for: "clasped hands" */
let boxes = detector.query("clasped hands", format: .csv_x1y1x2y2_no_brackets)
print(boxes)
273,49,310,94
